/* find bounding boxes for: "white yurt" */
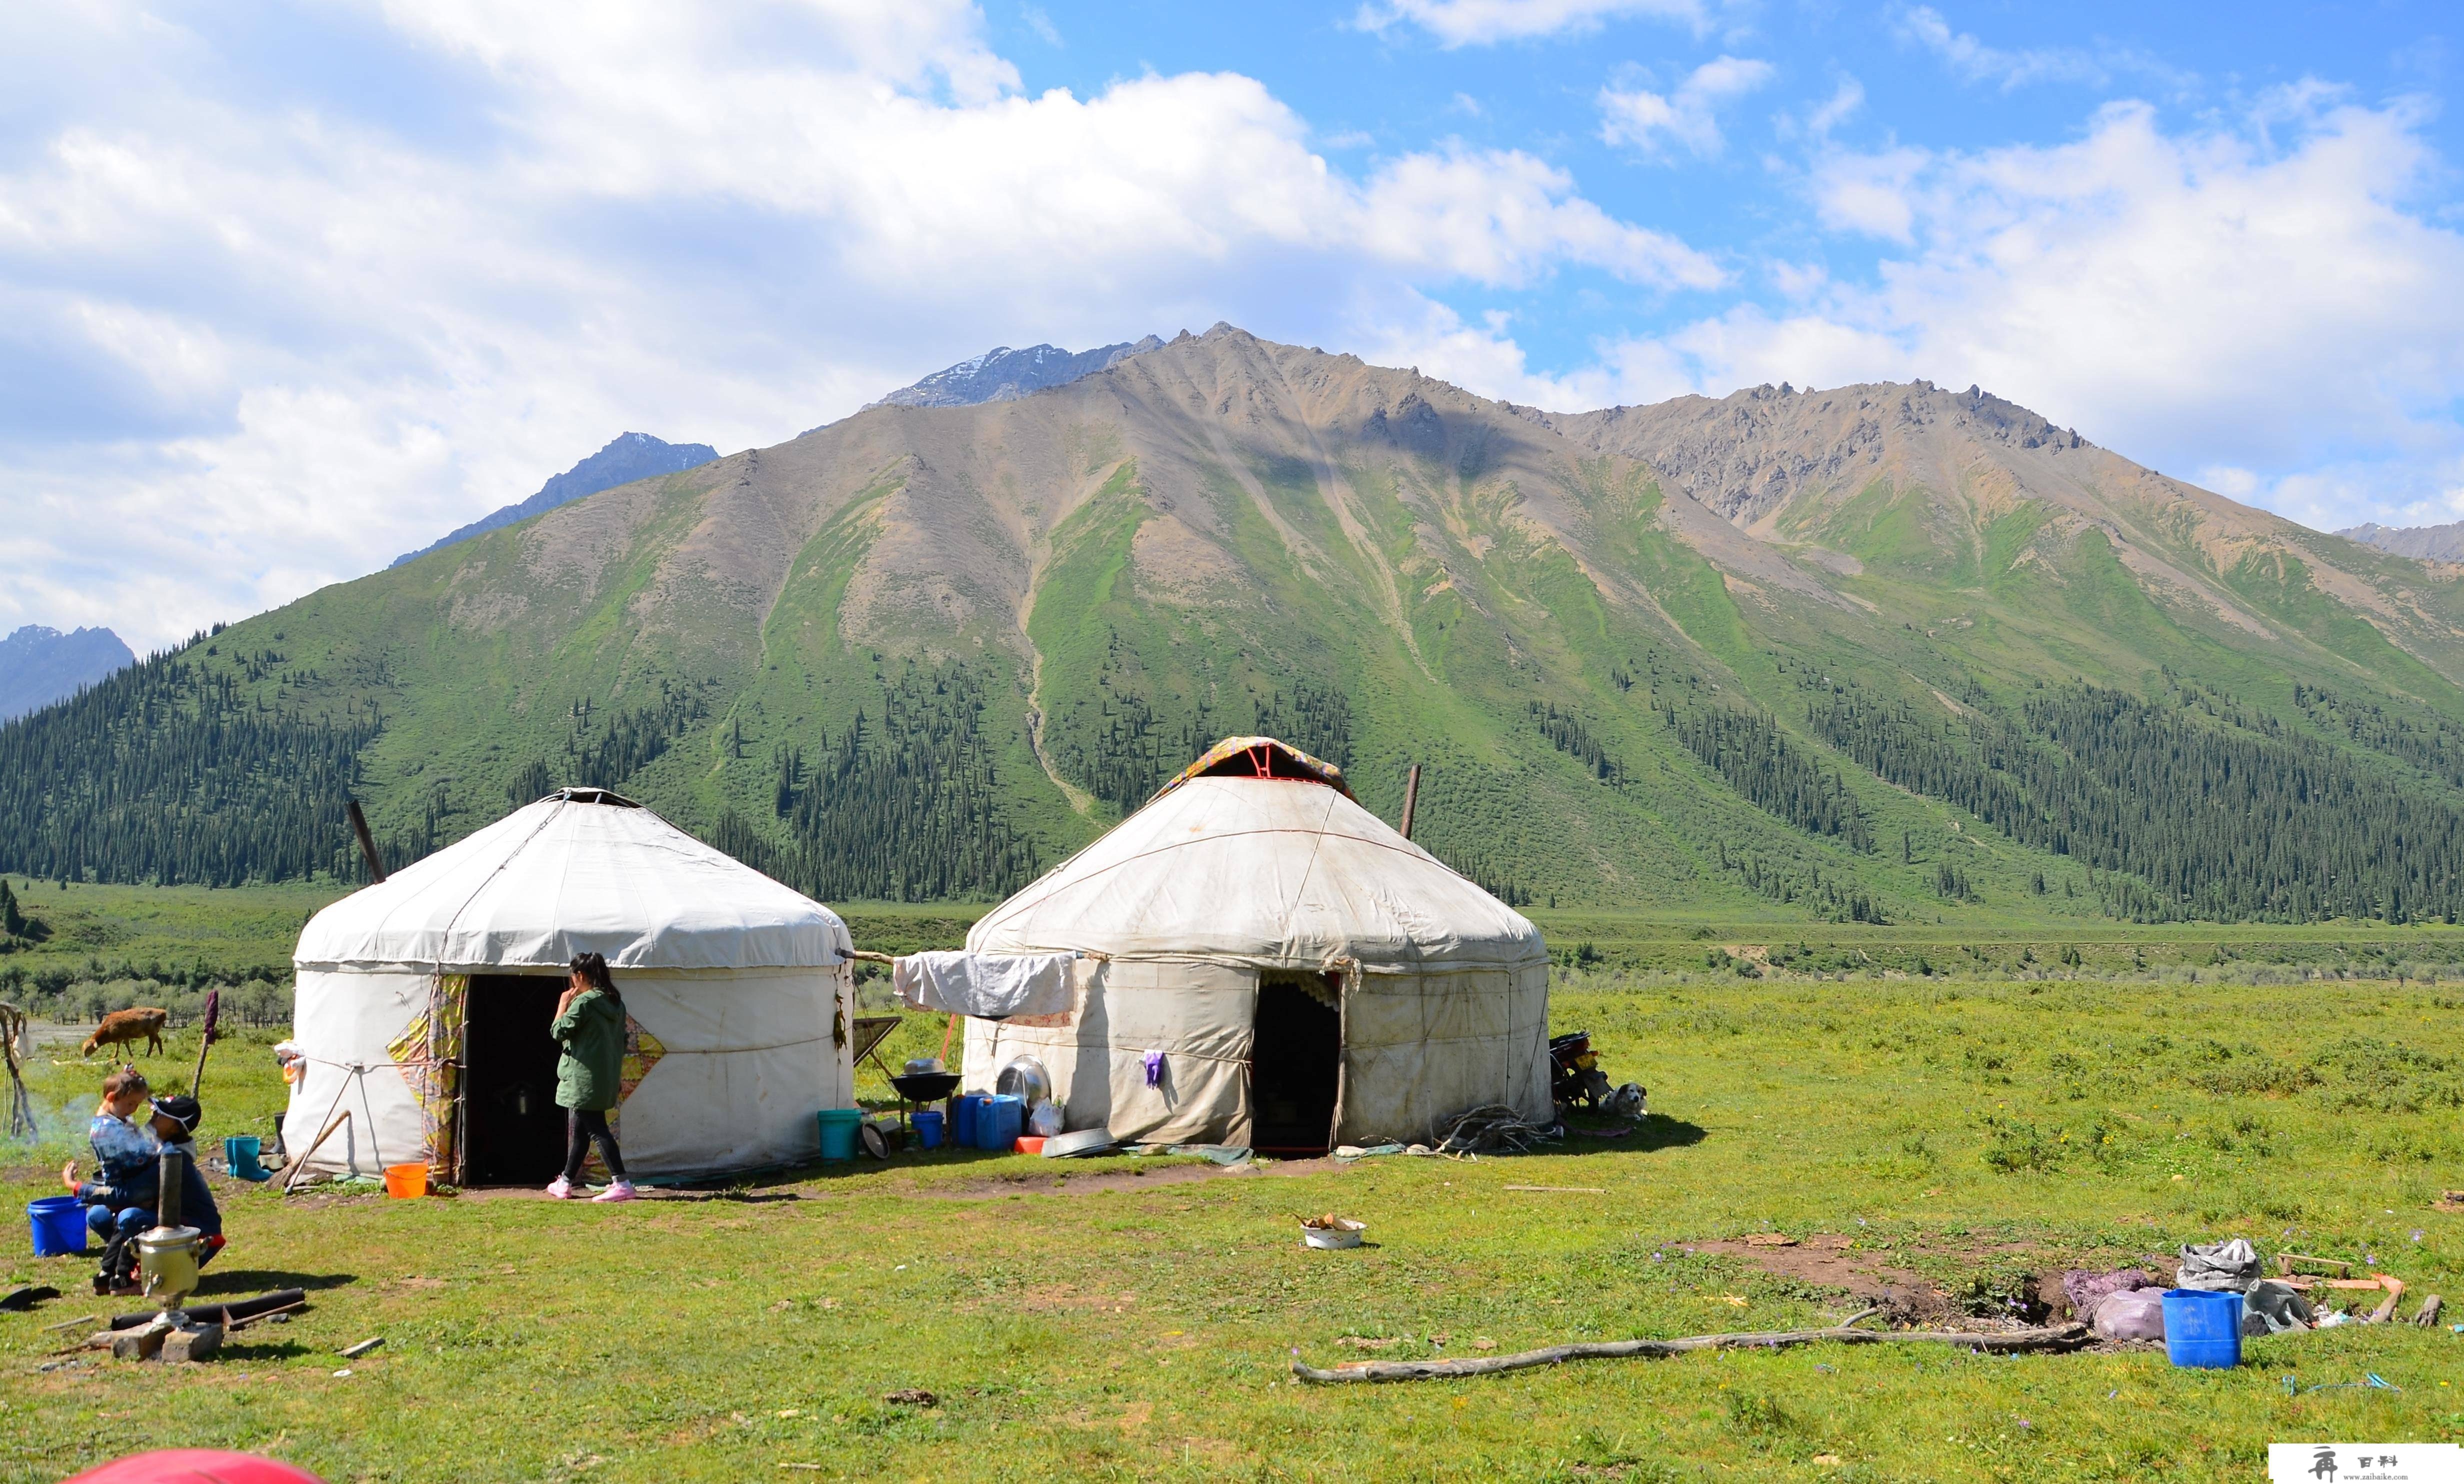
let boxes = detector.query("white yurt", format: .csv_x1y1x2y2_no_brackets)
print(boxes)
958,738,1550,1151
288,788,854,1184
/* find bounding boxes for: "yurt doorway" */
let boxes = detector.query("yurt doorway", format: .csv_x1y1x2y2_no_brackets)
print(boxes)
462,974,566,1185
1250,972,1342,1152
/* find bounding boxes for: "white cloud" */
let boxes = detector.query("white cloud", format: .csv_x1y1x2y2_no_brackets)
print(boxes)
1358,146,1724,286
1893,5,2104,90
1576,94,2464,529
1804,77,1864,138
1810,146,1928,240
1355,0,1705,48
1350,296,1701,410
0,0,1710,645
1599,56,1774,160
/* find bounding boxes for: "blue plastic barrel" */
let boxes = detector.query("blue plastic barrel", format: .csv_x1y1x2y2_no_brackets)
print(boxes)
952,1094,980,1148
978,1094,1026,1151
28,1196,88,1256
2160,1289,2242,1368
912,1109,945,1149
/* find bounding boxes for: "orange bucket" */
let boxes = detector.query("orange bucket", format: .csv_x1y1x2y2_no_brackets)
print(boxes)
382,1163,428,1199
1014,1136,1047,1156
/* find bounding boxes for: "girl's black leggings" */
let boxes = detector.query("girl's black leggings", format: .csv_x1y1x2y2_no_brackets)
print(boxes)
562,1108,626,1182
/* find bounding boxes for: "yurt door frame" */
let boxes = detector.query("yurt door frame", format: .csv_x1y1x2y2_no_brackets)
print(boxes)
1249,968,1344,1154
460,972,570,1185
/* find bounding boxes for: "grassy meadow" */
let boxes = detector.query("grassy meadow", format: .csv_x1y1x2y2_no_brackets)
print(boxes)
6,892,2464,1480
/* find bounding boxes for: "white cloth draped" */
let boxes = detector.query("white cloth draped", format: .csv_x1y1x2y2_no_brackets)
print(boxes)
894,950,1076,1018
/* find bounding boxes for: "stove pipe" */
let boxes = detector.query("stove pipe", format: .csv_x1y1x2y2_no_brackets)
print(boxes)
156,1148,183,1230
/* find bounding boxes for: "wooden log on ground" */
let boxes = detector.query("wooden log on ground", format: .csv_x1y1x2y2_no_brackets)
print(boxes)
1290,1316,2094,1384
2280,1252,2354,1276
2368,1276,2406,1324
2414,1294,2443,1327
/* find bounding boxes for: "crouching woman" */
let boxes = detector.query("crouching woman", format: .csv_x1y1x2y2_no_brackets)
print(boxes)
546,952,634,1202
62,1068,158,1294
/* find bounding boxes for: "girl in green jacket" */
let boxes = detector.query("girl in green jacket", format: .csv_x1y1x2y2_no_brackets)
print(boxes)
547,952,635,1202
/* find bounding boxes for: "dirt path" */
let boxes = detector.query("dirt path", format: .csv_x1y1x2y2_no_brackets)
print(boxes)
426,1154,1347,1204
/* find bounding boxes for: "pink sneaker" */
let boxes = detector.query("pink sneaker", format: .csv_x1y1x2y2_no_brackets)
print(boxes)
545,1176,575,1199
592,1180,636,1204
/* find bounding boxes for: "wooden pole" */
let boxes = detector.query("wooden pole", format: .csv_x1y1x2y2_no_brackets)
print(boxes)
188,988,220,1100
346,800,388,884
1398,764,1422,840
282,1108,352,1194
1291,1314,2092,1384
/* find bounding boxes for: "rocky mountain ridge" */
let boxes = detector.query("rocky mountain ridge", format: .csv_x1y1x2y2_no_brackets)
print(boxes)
862,336,1164,412
2343,520,2464,564
16,326,2464,922
390,431,719,568
0,624,134,722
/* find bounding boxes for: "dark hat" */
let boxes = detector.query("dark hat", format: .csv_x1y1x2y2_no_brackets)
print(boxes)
151,1094,202,1134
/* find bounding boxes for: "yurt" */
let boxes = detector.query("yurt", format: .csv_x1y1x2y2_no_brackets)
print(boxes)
956,738,1550,1152
288,788,854,1184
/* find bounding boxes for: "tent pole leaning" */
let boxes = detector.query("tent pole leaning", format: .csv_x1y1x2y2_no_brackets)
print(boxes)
1398,764,1422,840
346,799,388,883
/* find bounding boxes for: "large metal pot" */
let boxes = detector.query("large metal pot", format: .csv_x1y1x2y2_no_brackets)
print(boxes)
137,1225,201,1309
994,1054,1052,1110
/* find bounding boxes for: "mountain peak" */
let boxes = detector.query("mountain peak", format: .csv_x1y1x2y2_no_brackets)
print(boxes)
392,432,720,568
0,624,134,722
2342,520,2464,562
860,336,1166,413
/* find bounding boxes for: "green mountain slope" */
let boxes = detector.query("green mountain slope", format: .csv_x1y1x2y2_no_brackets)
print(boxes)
14,328,2464,924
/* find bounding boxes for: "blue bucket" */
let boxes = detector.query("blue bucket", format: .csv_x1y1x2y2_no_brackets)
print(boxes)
2161,1289,2242,1368
815,1108,864,1162
912,1109,945,1150
28,1196,88,1257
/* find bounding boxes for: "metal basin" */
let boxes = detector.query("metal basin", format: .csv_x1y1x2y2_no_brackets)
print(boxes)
890,1071,961,1103
995,1055,1052,1109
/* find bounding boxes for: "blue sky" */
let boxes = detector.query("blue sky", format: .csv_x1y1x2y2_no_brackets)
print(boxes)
3,0,2461,646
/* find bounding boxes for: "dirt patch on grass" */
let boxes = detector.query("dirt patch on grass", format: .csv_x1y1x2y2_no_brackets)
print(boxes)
1016,1284,1140,1312
1694,1234,1958,1324
915,1157,1341,1200
410,1156,1340,1203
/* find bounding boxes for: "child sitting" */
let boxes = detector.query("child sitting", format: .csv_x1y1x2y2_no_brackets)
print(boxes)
145,1093,224,1266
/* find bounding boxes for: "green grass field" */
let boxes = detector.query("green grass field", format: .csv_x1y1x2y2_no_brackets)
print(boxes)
11,924,2464,1482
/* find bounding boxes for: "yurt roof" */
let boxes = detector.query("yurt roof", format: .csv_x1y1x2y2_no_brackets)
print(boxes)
970,740,1543,970
295,788,850,972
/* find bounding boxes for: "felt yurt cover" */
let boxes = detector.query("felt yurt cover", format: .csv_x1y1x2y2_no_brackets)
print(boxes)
290,789,854,1182
962,739,1550,1148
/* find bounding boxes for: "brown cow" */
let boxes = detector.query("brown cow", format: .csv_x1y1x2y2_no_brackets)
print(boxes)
84,1007,168,1059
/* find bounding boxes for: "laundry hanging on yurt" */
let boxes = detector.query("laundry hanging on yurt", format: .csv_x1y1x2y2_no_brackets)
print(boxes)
288,788,855,1184
958,737,1550,1152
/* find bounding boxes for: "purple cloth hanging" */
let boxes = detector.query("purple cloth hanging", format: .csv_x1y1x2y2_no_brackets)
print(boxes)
1142,1050,1165,1088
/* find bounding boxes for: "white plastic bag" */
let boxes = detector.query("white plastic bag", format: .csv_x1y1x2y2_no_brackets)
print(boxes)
1028,1101,1064,1138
